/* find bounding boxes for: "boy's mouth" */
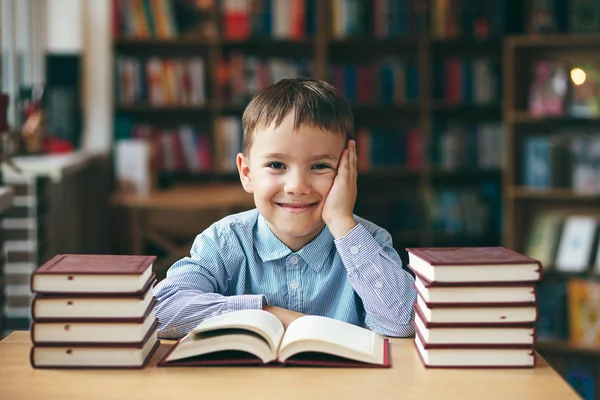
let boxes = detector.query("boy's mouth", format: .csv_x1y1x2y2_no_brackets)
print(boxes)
276,202,319,214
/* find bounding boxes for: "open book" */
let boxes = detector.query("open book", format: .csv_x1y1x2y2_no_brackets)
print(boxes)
157,309,390,368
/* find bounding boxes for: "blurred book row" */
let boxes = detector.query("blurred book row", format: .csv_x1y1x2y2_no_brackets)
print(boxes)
113,0,214,39
431,122,503,170
432,57,500,106
331,0,428,38
529,60,600,119
116,56,207,106
423,182,501,242
525,213,600,275
522,132,600,194
218,55,315,105
329,59,419,105
222,0,317,40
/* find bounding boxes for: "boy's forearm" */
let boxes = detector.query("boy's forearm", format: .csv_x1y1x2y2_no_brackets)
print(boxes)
334,224,417,338
153,281,265,339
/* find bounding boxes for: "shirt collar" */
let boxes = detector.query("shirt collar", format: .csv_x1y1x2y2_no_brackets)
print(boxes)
254,214,333,272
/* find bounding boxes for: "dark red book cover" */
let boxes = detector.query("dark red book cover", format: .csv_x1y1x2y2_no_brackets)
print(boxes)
406,247,542,267
34,254,156,275
410,266,538,289
412,314,536,348
413,298,539,326
30,325,160,369
31,317,159,347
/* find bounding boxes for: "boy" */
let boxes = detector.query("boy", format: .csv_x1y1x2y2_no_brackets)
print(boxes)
153,78,416,338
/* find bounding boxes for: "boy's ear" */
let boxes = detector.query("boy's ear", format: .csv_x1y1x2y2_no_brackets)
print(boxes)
236,153,253,194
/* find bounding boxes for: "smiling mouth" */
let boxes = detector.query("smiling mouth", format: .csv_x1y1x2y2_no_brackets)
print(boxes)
276,202,319,214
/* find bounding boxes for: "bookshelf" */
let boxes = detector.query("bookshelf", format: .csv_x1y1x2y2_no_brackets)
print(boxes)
112,0,507,260
503,33,600,396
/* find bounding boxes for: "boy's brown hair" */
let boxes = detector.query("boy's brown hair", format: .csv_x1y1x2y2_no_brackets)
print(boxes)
241,77,354,156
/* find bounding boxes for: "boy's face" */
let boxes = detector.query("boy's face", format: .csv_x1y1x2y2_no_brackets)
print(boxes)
237,112,346,251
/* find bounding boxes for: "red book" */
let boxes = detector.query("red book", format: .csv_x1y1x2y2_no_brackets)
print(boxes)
31,310,159,346
31,254,157,295
157,309,390,368
30,325,160,369
413,295,538,327
413,327,536,368
31,277,157,321
411,272,536,307
405,247,543,284
412,309,536,348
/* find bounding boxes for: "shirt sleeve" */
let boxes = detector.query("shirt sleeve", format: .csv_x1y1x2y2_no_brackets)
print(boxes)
334,223,416,337
152,225,266,339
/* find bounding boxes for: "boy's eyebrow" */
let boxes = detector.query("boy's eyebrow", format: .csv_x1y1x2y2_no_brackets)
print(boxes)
262,153,339,162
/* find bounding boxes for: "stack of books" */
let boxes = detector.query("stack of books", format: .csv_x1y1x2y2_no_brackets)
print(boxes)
29,254,160,369
406,247,543,368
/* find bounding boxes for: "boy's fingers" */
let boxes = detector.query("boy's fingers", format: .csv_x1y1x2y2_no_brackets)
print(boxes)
349,140,357,179
338,149,349,176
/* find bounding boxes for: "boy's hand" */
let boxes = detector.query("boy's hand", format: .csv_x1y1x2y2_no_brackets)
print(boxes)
263,305,305,329
322,140,357,239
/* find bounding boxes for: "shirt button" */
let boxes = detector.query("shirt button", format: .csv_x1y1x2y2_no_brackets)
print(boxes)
289,280,299,289
374,280,383,289
290,256,299,265
350,246,359,255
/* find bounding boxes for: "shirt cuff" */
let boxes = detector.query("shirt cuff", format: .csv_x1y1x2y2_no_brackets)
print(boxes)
334,223,382,270
226,294,267,312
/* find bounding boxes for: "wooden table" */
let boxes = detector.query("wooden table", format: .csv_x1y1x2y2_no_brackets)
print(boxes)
111,183,255,277
0,331,579,400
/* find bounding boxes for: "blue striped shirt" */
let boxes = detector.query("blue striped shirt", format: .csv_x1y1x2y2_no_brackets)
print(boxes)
153,209,416,338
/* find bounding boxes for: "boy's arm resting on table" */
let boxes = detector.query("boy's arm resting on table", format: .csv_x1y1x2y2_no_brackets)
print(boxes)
334,223,416,338
152,229,266,339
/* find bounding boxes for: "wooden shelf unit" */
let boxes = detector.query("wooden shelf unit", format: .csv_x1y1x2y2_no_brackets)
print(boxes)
503,33,600,390
112,0,506,252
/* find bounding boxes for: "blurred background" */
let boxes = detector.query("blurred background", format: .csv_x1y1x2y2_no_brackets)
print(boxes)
1,0,600,396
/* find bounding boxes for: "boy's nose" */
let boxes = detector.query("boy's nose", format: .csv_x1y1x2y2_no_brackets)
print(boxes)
284,172,311,195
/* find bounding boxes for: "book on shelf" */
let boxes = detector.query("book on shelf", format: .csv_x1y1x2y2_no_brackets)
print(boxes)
30,328,159,369
158,309,390,368
414,331,536,368
406,247,543,284
567,279,600,348
524,211,563,270
30,254,157,294
414,311,536,346
415,295,538,325
413,274,537,306
31,277,157,321
554,215,597,273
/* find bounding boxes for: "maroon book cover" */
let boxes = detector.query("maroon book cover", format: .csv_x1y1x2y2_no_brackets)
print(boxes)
413,337,537,369
413,297,539,326
156,338,391,368
31,316,159,346
31,296,157,324
412,315,536,348
34,254,157,275
30,325,160,369
405,247,542,267
409,266,539,290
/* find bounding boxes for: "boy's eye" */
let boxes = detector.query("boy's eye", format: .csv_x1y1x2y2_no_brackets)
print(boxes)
267,162,285,170
312,163,332,170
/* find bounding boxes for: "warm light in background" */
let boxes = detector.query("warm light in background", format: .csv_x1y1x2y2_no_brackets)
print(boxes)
570,67,587,85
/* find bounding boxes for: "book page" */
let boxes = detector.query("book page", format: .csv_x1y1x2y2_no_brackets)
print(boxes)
191,309,285,351
277,316,383,365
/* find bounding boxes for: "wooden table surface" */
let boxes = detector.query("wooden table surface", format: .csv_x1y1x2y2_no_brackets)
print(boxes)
0,331,579,400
